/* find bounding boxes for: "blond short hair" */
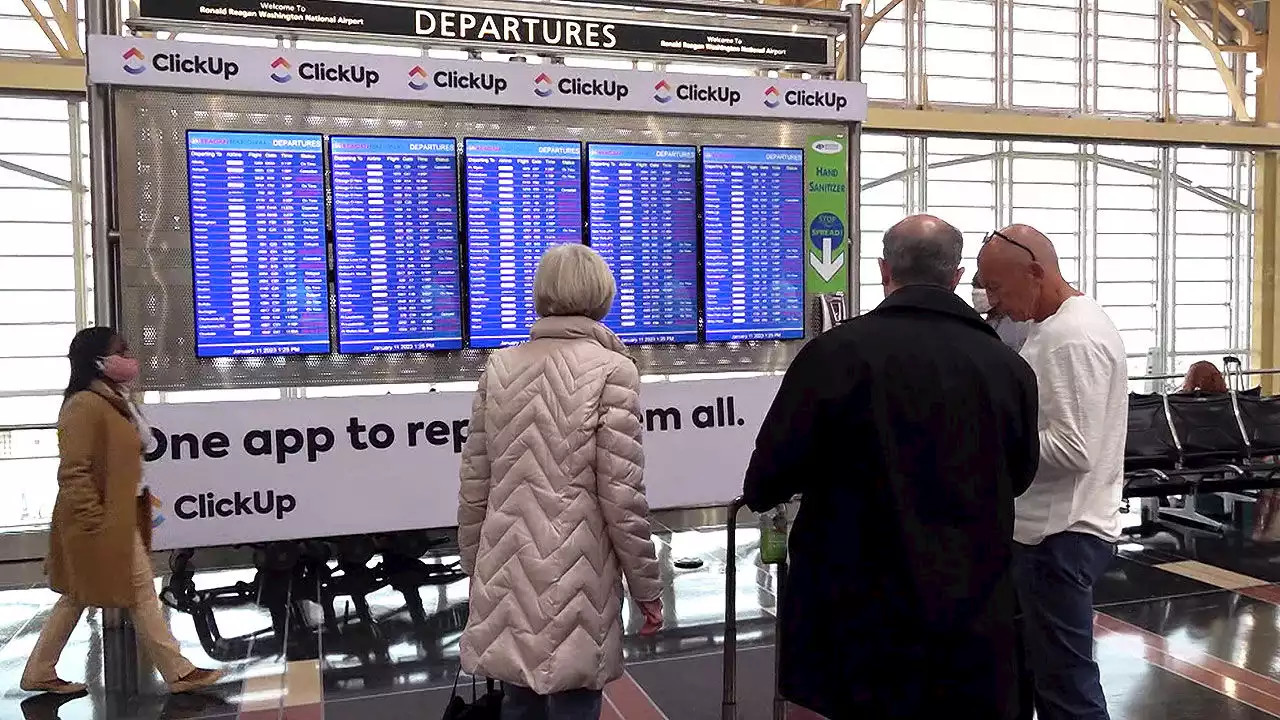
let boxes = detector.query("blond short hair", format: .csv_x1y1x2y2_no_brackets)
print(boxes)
533,244,616,321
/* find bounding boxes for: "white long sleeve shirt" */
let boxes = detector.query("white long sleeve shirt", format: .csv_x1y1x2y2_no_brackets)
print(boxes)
1015,295,1129,545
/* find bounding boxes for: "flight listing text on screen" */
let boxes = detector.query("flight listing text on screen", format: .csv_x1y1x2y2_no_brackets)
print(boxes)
701,146,806,343
330,136,463,353
186,130,330,358
587,143,699,345
464,138,583,349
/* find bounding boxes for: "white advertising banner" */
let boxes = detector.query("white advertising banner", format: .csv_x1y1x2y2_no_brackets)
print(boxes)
86,35,868,123
141,375,782,550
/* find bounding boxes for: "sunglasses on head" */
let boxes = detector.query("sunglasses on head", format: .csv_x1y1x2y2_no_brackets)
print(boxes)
983,230,1037,262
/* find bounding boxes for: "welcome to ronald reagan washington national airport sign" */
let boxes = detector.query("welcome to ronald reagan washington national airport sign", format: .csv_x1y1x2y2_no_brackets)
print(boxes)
136,0,835,66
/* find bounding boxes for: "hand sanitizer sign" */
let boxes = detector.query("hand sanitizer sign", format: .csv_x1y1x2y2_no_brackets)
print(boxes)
805,136,850,295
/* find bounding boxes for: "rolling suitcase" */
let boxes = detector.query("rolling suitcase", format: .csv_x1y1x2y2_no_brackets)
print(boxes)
721,496,788,720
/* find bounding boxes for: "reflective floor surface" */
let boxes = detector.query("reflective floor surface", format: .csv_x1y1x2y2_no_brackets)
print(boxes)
3,512,1280,719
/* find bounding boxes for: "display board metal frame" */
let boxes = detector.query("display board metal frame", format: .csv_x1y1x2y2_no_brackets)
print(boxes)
115,88,844,390
90,0,863,392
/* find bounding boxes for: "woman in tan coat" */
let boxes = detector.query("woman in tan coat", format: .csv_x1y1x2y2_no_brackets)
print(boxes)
458,245,664,719
21,327,221,696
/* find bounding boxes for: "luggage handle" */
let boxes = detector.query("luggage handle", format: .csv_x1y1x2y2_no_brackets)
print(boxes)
722,496,788,720
1224,356,1244,391
1222,356,1254,456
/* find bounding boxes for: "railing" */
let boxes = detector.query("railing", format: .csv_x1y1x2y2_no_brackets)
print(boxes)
1127,358,1280,383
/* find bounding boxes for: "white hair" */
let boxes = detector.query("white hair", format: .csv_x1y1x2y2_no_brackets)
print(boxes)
533,244,616,321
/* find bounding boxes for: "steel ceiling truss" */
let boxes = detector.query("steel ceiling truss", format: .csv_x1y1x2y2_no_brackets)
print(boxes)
1164,0,1267,121
17,0,82,58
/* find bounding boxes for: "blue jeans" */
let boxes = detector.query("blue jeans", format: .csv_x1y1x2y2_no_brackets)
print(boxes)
502,684,602,720
1013,531,1114,720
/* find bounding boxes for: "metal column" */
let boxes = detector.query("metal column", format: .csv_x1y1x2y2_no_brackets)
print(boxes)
848,4,862,312
87,0,119,330
87,0,138,698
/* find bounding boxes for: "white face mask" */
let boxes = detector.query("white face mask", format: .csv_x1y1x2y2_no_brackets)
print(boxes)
972,288,993,314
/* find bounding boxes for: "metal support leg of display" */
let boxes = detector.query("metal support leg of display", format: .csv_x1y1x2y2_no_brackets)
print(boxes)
103,611,141,709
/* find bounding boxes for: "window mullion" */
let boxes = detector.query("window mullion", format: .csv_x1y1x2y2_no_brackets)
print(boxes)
67,99,87,330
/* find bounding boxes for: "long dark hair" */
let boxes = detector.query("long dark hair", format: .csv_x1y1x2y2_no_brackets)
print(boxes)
64,326,117,401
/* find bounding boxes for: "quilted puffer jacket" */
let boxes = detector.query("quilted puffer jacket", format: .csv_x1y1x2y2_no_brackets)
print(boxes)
457,315,663,694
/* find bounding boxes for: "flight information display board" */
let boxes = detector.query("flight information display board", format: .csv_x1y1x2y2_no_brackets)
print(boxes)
701,146,806,343
464,138,583,349
186,130,329,357
330,136,462,353
587,144,698,345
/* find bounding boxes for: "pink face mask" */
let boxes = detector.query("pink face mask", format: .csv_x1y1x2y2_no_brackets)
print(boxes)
100,355,140,385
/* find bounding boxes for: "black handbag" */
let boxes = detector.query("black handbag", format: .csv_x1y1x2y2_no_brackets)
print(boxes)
442,671,503,720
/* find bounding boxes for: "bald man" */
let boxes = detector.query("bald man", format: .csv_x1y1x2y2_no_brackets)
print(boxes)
744,215,1039,720
977,225,1126,720
973,271,1032,351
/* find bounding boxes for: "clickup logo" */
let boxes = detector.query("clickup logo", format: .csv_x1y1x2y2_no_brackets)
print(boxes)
433,69,505,95
270,57,292,83
408,65,429,90
764,85,780,108
122,47,146,75
534,72,554,98
554,76,628,101
654,79,672,103
175,490,297,521
784,88,849,112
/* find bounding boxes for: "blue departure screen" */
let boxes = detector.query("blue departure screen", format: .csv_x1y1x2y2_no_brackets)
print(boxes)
186,131,329,358
587,144,698,345
464,139,583,349
330,136,462,354
701,147,806,343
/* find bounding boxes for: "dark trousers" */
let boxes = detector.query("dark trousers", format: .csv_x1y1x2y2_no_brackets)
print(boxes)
502,684,603,720
1013,531,1114,720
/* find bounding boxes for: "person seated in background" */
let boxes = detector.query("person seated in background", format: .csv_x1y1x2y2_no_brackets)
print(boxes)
23,327,222,696
456,244,663,720
974,271,1033,351
1181,360,1228,393
743,214,1040,719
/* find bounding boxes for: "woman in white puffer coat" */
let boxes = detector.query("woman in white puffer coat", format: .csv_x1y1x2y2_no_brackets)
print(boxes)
457,244,665,720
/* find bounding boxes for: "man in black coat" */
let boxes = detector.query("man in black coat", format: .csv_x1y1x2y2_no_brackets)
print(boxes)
742,214,1040,720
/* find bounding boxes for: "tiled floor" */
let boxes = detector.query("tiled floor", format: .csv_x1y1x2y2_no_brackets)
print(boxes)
5,514,1280,718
